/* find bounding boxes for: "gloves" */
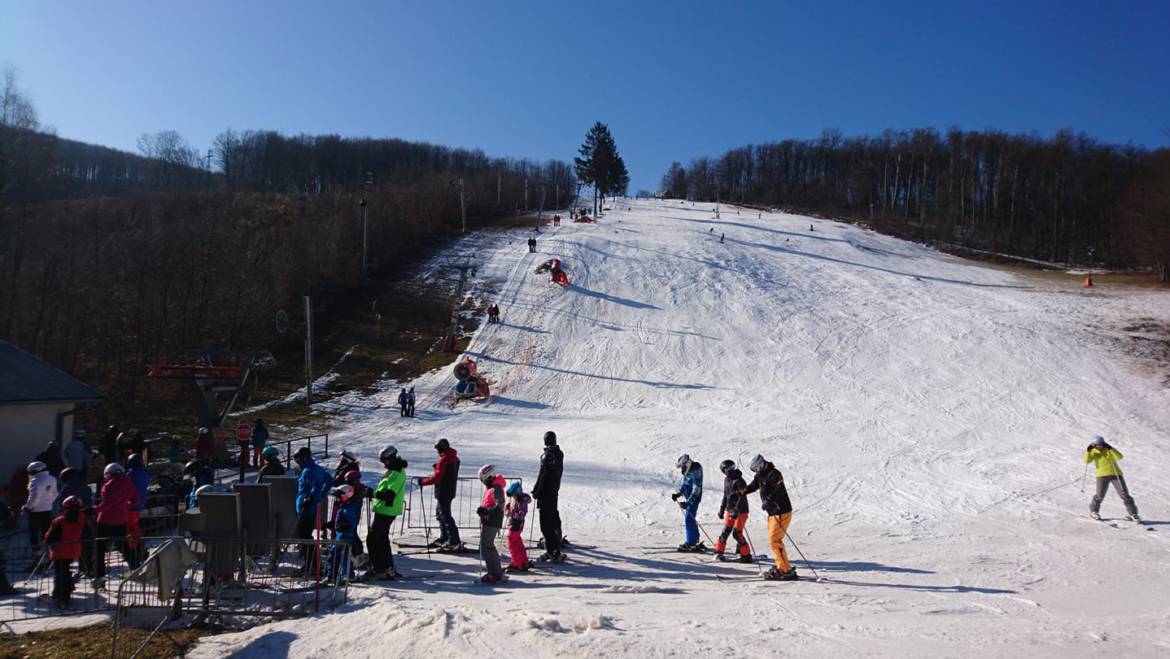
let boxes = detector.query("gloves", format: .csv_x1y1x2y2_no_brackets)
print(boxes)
716,510,724,521
476,506,486,516
375,490,395,506
678,501,688,510
670,493,680,501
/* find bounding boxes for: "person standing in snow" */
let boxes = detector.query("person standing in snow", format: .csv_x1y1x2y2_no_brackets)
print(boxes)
504,481,533,572
92,462,141,587
714,460,752,562
407,387,416,417
43,496,93,609
194,427,213,464
475,464,507,583
293,447,330,574
333,449,360,487
671,454,705,552
23,461,58,550
533,430,564,562
366,445,407,580
256,447,286,482
398,389,409,417
251,419,269,468
36,441,65,480
63,431,92,476
1085,436,1140,522
100,425,120,466
124,453,149,561
741,454,797,581
326,484,359,582
418,438,462,550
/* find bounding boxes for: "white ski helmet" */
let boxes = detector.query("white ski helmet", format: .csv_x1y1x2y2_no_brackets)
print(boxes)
749,454,767,473
103,462,125,478
676,454,692,471
477,464,496,484
26,461,47,475
339,448,357,463
379,445,398,462
330,484,355,502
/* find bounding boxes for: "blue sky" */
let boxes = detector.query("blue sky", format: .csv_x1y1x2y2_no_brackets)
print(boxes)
2,0,1168,191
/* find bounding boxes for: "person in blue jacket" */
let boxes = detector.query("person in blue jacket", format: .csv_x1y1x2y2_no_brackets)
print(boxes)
183,460,214,510
293,446,330,574
326,484,360,582
251,419,269,468
125,453,150,563
671,454,705,551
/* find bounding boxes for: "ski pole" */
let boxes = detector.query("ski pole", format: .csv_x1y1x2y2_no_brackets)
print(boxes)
783,528,821,581
741,524,767,577
417,478,432,559
1080,463,1089,493
688,512,718,549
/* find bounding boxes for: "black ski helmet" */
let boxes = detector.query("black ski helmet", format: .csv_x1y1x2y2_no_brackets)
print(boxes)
543,430,557,446
293,446,313,464
434,438,450,452
719,459,735,474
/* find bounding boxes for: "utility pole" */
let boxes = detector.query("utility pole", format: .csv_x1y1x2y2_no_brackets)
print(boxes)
555,183,560,210
496,170,501,207
304,296,314,406
524,177,529,211
439,255,477,352
205,149,213,192
361,170,373,275
450,177,467,233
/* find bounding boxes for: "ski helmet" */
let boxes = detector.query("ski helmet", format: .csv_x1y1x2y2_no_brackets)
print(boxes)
59,467,79,482
293,446,313,463
194,484,217,499
748,454,766,473
1091,435,1106,446
344,469,362,484
338,448,357,463
676,454,692,471
198,427,209,434
26,461,47,475
183,460,201,476
434,438,450,452
543,430,557,446
506,481,523,497
262,446,281,459
126,453,144,469
719,459,735,474
477,464,496,484
61,495,83,510
330,484,355,502
379,445,399,462
104,462,125,478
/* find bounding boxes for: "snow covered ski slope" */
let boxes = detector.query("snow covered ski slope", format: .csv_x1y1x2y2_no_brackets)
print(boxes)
195,199,1170,657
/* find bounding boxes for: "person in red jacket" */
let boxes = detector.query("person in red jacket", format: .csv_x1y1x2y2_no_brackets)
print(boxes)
194,427,212,463
44,495,93,608
417,438,462,550
92,462,141,587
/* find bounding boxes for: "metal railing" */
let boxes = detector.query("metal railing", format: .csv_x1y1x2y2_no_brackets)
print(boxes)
213,433,330,484
399,476,523,532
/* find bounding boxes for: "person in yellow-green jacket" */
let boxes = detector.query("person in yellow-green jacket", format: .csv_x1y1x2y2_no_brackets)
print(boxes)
364,445,407,580
1085,435,1140,522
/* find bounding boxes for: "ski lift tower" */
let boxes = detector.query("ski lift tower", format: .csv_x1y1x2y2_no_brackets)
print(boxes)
438,254,477,352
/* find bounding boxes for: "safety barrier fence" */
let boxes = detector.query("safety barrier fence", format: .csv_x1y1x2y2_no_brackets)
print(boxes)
398,476,524,533
213,433,330,484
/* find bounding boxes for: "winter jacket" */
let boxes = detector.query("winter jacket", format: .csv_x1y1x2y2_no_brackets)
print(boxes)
257,460,286,482
37,444,65,479
420,448,460,500
195,432,212,462
331,497,360,539
63,439,91,473
100,429,120,463
478,474,506,528
1084,447,1125,478
45,512,93,560
675,461,704,506
718,468,749,517
55,473,93,510
505,492,531,533
398,391,408,406
373,458,407,517
25,471,59,513
296,459,331,514
533,445,563,502
127,465,150,512
252,423,269,448
187,464,215,510
95,474,140,525
742,462,792,516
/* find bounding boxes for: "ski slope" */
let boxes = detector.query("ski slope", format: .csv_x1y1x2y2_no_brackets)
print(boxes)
194,199,1170,658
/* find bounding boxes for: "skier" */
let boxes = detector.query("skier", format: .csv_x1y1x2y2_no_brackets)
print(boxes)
125,453,149,560
475,464,506,584
63,431,91,475
183,460,214,510
23,461,58,550
326,484,359,583
1085,436,1140,522
671,454,705,551
720,233,725,244
251,419,269,468
714,459,752,563
256,446,286,482
532,430,564,562
334,449,360,487
55,467,92,511
194,427,213,463
366,445,407,580
407,387,417,417
504,481,533,572
100,425,120,466
43,496,93,608
293,446,330,574
398,389,409,417
92,462,141,587
741,454,797,581
36,441,65,479
418,438,462,550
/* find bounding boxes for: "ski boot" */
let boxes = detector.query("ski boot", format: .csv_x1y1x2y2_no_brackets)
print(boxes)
764,567,798,581
427,539,449,549
505,563,532,573
1128,514,1142,523
1089,512,1101,521
714,551,727,561
479,572,503,584
437,542,466,553
737,553,754,564
677,542,697,552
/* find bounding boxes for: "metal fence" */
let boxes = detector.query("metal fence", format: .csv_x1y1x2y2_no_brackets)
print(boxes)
213,433,330,484
399,476,523,532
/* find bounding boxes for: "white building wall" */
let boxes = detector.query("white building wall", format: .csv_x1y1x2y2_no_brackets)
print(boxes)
0,403,73,481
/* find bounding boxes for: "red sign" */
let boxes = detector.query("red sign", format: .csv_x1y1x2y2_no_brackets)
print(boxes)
235,421,252,442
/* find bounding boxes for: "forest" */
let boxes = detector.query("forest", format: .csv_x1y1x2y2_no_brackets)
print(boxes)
0,72,575,414
661,127,1170,273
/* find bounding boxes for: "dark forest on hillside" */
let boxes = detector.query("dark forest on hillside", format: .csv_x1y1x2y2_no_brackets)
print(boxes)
662,128,1170,273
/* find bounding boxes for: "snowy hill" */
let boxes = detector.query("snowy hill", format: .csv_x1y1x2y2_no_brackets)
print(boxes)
194,199,1170,657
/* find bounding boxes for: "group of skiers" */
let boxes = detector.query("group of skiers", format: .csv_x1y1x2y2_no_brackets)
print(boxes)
486,303,501,324
672,453,798,581
527,237,538,253
397,388,417,417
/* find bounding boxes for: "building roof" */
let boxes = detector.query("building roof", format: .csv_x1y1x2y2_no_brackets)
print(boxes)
0,341,104,406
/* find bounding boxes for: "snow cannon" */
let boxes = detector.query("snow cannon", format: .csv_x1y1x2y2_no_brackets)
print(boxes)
453,357,478,382
549,259,569,286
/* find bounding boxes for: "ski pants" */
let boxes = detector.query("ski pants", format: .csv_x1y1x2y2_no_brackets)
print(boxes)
767,513,792,573
435,496,460,545
480,525,503,577
296,504,321,571
126,510,142,548
366,513,396,573
715,512,751,555
683,501,701,545
329,532,353,580
1091,475,1138,517
93,523,129,580
52,558,74,603
507,530,528,568
539,498,562,554
27,511,51,548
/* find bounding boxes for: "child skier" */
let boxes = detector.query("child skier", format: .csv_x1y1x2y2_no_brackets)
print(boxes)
715,460,752,563
504,481,533,572
23,461,58,551
1084,436,1140,522
671,454,705,552
475,464,506,583
43,495,93,608
326,484,359,583
256,446,286,482
741,454,796,581
366,445,407,580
